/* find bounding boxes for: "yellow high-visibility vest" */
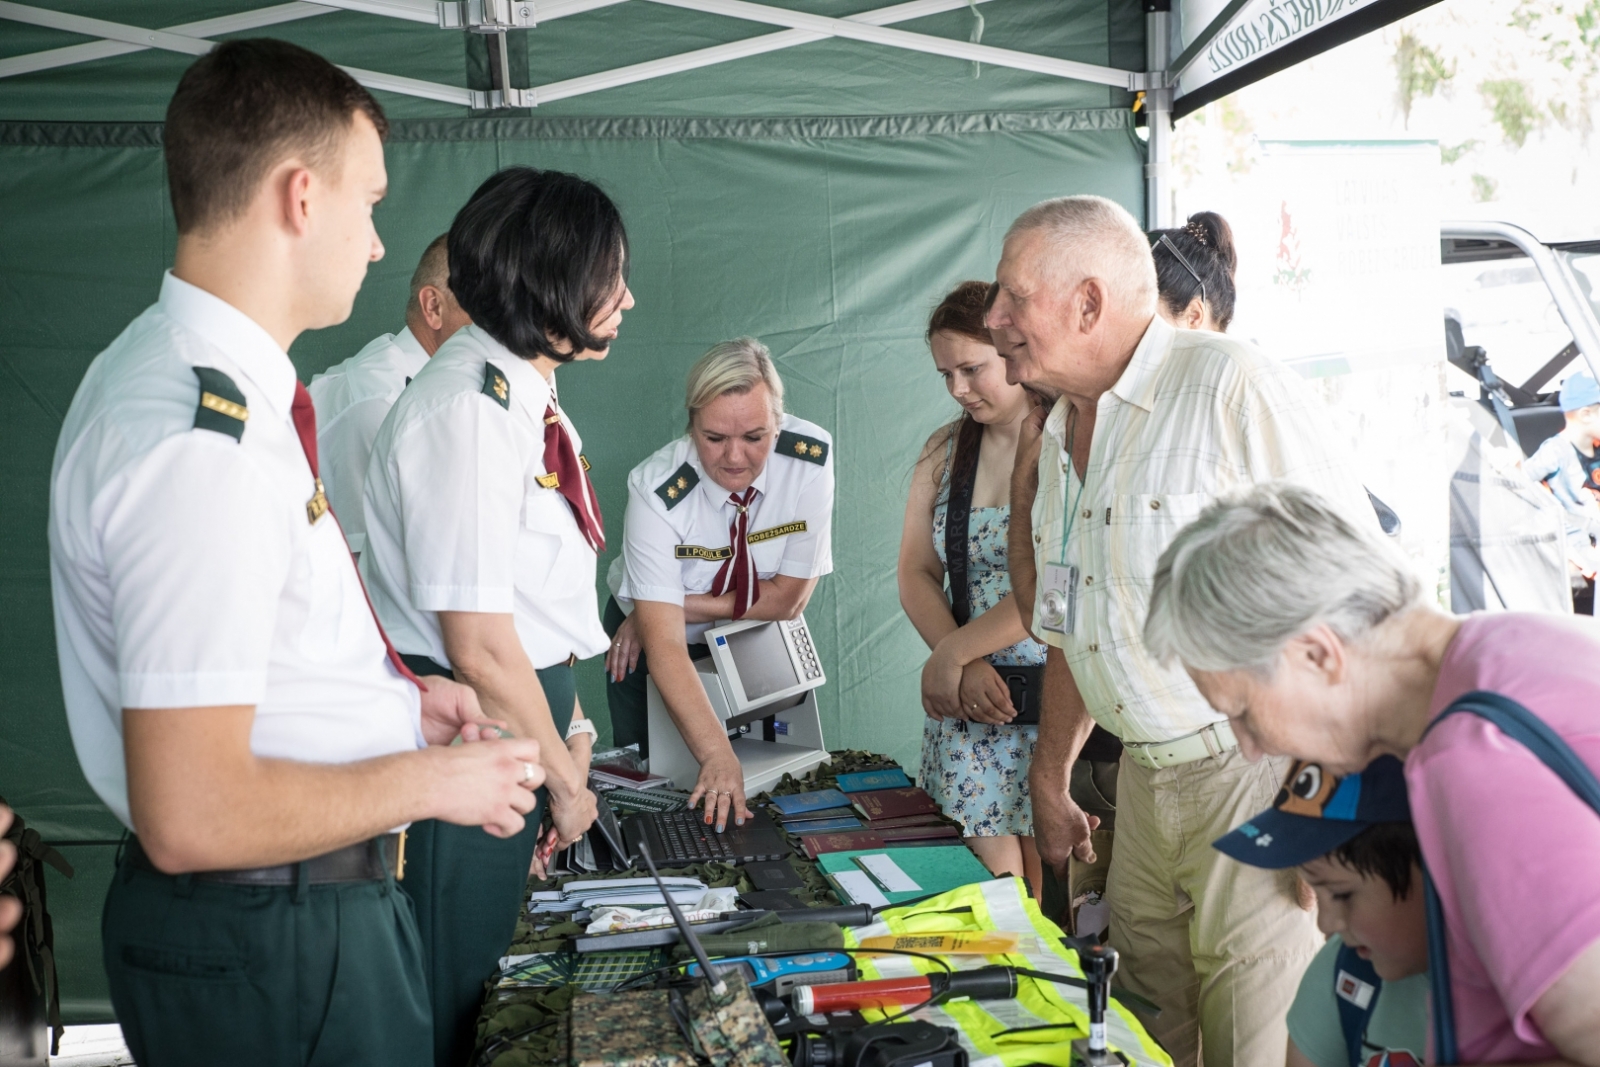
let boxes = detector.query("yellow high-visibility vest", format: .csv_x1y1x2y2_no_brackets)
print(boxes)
840,877,1171,1067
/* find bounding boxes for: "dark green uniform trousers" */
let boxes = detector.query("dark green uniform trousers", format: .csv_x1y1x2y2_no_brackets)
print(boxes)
401,658,575,1067
103,838,430,1067
601,596,709,759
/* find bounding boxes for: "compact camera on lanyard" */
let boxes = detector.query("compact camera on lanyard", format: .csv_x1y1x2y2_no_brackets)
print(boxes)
1038,562,1079,636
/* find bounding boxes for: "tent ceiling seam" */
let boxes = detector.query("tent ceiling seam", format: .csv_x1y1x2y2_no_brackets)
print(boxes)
0,107,1129,145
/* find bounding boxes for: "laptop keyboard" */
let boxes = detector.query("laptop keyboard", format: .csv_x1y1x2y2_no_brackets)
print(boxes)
653,810,737,863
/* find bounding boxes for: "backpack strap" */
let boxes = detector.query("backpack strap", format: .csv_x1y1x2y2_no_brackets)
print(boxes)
1419,689,1600,1064
1333,940,1383,1067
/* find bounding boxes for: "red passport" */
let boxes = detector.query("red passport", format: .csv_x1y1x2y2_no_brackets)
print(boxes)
801,831,883,858
847,788,940,822
799,823,961,858
878,823,960,842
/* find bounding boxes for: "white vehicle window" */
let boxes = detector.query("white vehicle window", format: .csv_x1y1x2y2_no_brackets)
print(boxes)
1442,255,1576,390
1559,249,1600,328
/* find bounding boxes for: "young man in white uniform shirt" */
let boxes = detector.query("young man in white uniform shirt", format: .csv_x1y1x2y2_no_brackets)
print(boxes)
605,339,834,831
986,197,1377,1067
46,42,542,1067
308,233,470,554
361,167,632,1067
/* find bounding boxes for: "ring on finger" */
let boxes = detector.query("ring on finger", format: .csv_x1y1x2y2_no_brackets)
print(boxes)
521,762,537,783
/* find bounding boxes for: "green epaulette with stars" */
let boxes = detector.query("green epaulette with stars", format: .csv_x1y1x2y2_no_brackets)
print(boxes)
192,366,248,442
776,429,828,465
655,462,698,509
482,362,510,409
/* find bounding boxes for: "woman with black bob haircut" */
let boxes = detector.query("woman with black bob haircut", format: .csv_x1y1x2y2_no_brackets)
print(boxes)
449,164,631,360
359,165,632,1067
1148,210,1238,332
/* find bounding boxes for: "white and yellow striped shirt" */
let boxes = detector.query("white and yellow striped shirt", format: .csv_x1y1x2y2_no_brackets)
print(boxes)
1031,315,1376,743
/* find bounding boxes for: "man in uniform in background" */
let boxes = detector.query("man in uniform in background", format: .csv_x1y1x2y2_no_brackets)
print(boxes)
46,40,545,1067
310,233,471,556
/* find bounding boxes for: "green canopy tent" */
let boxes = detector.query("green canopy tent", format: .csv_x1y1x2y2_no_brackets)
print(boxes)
0,0,1436,1022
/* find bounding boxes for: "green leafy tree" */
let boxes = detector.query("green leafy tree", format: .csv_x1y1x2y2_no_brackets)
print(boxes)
1394,30,1455,125
1479,78,1543,145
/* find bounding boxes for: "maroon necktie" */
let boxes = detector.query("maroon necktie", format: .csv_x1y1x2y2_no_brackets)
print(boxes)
711,487,760,619
542,405,605,553
290,381,424,690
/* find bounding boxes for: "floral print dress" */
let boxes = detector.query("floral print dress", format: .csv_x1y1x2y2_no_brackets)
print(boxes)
917,457,1043,837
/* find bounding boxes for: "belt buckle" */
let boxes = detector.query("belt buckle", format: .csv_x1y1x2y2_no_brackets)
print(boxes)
1125,738,1159,770
1199,724,1222,760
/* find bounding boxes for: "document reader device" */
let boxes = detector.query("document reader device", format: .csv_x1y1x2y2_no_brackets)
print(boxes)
647,614,830,794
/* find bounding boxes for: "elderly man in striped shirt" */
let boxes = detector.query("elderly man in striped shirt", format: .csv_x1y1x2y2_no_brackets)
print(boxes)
986,195,1379,1067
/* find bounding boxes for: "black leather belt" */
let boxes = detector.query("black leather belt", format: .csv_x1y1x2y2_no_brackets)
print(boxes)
128,833,404,885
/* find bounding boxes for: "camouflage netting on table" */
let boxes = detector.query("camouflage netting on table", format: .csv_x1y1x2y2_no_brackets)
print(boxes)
474,751,915,1066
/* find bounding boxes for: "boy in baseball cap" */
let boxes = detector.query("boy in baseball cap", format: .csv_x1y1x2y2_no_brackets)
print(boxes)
1214,756,1428,1067
1525,371,1600,600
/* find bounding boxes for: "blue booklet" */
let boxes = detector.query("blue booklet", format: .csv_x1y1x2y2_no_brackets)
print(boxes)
782,816,863,834
834,768,912,793
781,806,854,822
769,788,852,816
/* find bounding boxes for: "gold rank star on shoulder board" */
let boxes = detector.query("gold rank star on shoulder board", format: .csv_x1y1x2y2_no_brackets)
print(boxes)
655,462,698,509
776,429,828,465
192,366,248,442
482,362,510,409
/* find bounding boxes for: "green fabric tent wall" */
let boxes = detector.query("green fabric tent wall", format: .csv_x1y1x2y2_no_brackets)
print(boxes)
0,0,1146,1022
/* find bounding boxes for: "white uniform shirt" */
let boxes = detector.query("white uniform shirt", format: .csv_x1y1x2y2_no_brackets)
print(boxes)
1031,315,1377,744
607,413,835,644
308,326,429,554
362,325,609,671
48,273,422,829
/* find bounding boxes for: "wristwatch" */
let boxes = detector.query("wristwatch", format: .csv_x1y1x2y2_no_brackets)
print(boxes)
565,718,597,744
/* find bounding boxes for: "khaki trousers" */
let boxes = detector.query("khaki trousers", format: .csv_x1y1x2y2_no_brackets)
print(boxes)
1106,748,1321,1067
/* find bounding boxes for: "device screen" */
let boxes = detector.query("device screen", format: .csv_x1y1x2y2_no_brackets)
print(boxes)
723,622,801,702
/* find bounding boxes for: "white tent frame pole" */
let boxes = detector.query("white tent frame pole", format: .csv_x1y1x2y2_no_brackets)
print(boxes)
0,0,1145,105
642,0,1142,88
529,0,997,106
309,0,636,25
0,0,630,83
302,0,437,21
1144,3,1173,229
0,3,335,81
0,1,476,104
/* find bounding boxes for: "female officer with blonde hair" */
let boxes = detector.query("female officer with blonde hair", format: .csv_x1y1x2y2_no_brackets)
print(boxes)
605,338,835,831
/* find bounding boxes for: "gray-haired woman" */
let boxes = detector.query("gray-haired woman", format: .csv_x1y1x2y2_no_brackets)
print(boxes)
603,338,836,831
1144,482,1600,1067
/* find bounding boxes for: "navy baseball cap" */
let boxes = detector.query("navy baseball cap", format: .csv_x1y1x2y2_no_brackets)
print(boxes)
1213,755,1410,869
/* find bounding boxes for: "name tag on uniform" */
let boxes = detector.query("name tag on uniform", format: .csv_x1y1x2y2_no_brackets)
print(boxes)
675,521,808,560
1038,562,1078,635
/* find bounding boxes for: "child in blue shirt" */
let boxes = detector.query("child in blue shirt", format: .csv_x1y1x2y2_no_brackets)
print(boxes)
1214,757,1428,1067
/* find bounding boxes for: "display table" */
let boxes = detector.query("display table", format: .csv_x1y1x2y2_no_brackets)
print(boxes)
471,750,955,1065
464,751,1171,1067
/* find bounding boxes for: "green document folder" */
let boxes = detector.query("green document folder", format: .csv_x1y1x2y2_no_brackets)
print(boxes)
817,846,993,905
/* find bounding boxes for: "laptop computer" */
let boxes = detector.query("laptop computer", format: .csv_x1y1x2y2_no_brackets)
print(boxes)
620,807,792,866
